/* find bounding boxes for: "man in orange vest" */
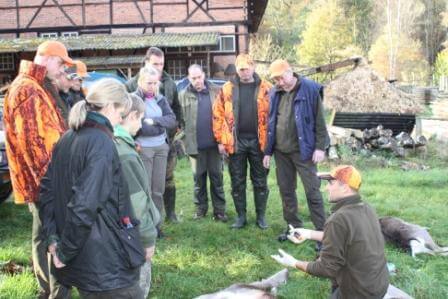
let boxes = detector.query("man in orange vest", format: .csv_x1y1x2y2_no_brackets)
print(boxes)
3,40,73,298
212,54,272,229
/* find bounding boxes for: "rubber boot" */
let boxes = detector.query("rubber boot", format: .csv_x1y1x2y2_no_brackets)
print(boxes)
231,191,247,229
164,186,178,223
254,189,269,229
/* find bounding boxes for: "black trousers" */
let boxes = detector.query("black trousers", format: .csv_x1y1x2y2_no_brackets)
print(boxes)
78,283,143,299
273,150,326,230
189,147,226,215
228,137,268,216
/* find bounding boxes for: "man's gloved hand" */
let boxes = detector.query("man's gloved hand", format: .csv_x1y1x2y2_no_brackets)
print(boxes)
287,225,313,244
271,249,298,268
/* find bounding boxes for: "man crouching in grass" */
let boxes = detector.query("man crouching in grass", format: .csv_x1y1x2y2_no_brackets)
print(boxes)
114,93,161,298
271,165,389,299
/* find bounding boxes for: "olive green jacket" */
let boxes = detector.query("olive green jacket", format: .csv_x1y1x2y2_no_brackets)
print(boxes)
114,125,161,247
179,81,219,155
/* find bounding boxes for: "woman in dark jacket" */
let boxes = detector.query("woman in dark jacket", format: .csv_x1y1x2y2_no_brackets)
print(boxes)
134,66,176,237
39,78,144,298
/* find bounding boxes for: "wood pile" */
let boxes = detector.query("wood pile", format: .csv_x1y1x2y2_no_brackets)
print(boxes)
328,125,427,159
324,62,423,114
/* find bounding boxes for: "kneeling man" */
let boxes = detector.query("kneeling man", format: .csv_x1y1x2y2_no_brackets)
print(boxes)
272,165,389,299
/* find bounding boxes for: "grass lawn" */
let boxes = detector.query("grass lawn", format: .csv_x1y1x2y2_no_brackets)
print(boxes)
1,147,448,298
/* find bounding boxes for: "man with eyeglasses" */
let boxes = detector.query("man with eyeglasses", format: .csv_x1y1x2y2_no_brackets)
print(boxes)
271,165,389,299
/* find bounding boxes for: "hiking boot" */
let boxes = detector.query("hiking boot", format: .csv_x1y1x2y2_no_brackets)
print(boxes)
213,213,228,223
193,210,207,220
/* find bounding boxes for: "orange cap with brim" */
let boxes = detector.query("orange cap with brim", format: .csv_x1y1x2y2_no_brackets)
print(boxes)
269,59,290,78
74,60,88,78
37,41,74,66
235,54,254,70
318,165,362,190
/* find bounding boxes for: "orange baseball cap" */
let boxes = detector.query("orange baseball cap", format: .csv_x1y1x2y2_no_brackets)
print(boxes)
269,59,290,78
235,54,254,70
37,41,74,65
318,165,362,190
74,60,88,78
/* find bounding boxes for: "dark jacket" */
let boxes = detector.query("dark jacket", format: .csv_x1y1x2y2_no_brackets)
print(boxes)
307,195,389,299
126,70,183,134
133,88,177,138
265,75,329,160
39,112,140,292
179,81,220,155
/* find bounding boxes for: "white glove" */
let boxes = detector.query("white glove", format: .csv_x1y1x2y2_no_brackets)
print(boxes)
144,118,154,125
287,225,312,244
271,249,298,268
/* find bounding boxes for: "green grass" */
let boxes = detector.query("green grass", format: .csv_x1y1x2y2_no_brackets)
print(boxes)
1,151,448,298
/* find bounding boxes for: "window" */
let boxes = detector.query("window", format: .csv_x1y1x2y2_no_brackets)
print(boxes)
212,35,236,53
166,60,187,80
189,58,209,75
40,32,58,38
61,32,78,38
0,53,15,71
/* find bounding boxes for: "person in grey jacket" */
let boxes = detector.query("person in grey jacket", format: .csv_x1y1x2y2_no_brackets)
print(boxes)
126,47,183,224
179,64,227,222
134,65,176,238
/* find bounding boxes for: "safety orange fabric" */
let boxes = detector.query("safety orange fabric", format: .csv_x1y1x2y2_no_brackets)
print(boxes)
212,79,271,154
3,60,67,204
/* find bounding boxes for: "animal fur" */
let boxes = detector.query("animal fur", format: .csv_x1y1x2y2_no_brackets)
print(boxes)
379,216,448,257
194,269,288,299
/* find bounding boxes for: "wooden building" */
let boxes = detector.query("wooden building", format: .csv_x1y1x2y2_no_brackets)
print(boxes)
0,0,268,84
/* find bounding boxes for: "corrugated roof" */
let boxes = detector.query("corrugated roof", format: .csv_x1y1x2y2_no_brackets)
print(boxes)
0,32,219,53
79,55,145,67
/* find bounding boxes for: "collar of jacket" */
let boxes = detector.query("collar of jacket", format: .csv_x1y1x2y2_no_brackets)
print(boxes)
330,194,362,213
114,124,135,148
187,80,212,94
135,88,164,103
86,111,114,132
231,72,261,86
19,60,47,84
271,72,302,94
161,70,173,83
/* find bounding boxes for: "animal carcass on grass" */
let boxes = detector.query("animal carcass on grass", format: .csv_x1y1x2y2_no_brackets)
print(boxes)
379,216,448,257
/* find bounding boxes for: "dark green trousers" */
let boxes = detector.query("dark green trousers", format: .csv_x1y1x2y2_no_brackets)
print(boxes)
189,147,226,215
273,150,326,230
30,202,71,299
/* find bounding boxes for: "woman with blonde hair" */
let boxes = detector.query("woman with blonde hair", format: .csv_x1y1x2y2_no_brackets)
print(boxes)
39,78,145,298
134,65,176,238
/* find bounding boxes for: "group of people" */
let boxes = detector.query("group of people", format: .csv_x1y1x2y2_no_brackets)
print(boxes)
3,39,390,299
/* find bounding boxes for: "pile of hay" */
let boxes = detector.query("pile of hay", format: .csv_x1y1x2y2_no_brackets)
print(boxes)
324,65,423,114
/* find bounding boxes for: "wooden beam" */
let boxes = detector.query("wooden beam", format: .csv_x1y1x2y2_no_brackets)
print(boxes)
82,0,86,26
52,0,77,26
25,0,49,29
15,0,20,37
132,0,148,24
0,21,248,34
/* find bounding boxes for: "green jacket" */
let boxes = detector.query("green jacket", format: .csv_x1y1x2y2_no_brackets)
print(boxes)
125,70,183,135
179,81,220,155
307,194,389,299
114,125,160,247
